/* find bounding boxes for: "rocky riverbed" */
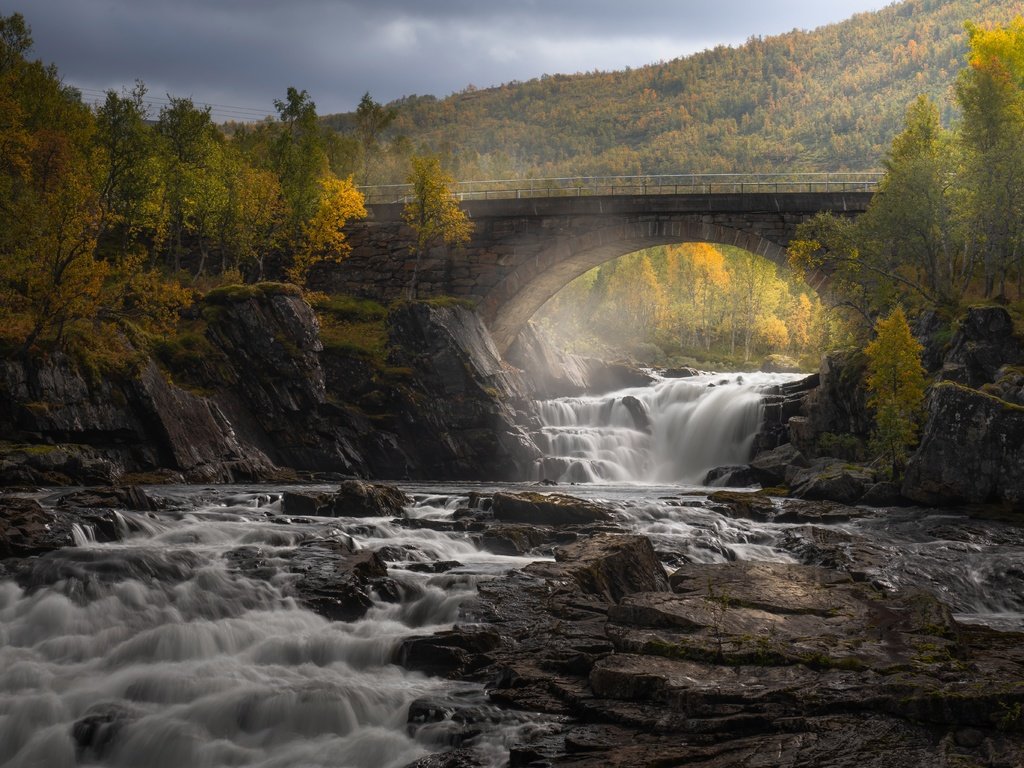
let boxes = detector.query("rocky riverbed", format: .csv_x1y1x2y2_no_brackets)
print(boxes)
2,482,1022,768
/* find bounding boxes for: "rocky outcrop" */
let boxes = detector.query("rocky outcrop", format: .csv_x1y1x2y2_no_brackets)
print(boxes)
903,382,1024,508
282,480,412,518
788,458,877,504
940,306,1024,388
442,529,1024,768
788,349,871,459
523,534,669,603
382,303,543,480
0,293,550,485
752,373,819,453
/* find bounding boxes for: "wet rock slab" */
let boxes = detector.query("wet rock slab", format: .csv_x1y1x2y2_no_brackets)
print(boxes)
442,533,1024,767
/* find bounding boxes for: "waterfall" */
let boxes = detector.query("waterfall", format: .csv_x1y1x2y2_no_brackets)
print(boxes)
536,371,802,484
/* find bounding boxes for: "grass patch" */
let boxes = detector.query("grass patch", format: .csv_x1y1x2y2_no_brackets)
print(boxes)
310,293,388,322
313,293,389,362
151,321,233,390
204,282,301,305
0,440,64,457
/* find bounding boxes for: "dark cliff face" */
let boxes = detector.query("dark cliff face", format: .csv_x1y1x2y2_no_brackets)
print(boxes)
0,291,543,485
377,302,542,480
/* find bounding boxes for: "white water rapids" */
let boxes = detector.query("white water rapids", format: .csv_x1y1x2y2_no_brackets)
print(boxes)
2,372,1024,767
0,494,550,768
536,371,798,484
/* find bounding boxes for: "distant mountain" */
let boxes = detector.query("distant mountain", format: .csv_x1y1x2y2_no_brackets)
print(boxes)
325,0,1022,180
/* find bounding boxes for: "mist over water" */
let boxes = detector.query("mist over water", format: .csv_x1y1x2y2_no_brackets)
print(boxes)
536,372,801,484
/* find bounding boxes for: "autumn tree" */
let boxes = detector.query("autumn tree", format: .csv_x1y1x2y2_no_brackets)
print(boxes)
288,175,367,286
0,13,106,354
216,154,287,280
864,306,928,479
729,249,783,360
955,19,1024,298
402,155,473,298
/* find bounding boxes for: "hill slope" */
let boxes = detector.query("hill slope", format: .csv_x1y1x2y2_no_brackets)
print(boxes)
327,0,1022,179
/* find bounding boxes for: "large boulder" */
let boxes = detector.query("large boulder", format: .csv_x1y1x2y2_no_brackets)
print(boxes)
939,306,1024,388
0,497,75,558
282,481,411,518
788,350,871,459
525,533,669,603
749,442,809,487
789,459,876,505
903,382,1024,508
491,492,614,526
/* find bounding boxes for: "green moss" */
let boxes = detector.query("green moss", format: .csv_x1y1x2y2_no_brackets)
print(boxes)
152,331,215,371
816,432,867,461
797,652,866,671
0,440,63,457
151,322,234,391
392,295,477,312
313,292,389,364
204,281,301,305
934,380,1024,413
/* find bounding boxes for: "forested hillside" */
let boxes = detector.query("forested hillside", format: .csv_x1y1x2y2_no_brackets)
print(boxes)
326,0,1023,182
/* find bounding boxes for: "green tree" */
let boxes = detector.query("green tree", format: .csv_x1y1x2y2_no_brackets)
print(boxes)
354,91,396,184
402,155,473,298
859,95,962,304
272,87,329,237
155,96,220,273
94,80,161,258
864,306,928,479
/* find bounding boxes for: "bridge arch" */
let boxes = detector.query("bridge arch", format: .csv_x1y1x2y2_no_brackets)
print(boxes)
477,218,788,354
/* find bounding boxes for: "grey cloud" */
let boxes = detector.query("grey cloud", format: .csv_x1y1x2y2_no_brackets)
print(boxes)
16,0,889,118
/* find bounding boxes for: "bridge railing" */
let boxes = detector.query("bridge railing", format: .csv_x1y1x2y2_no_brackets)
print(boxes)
359,172,883,204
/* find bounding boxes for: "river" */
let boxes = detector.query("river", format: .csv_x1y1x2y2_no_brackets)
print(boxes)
1,373,1023,767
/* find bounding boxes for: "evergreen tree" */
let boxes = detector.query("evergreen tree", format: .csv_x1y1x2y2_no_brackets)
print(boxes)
864,306,928,479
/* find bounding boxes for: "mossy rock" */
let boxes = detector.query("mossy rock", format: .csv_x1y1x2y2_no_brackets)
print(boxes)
203,282,301,305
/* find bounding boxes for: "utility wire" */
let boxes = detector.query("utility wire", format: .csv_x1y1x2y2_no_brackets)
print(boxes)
72,85,276,123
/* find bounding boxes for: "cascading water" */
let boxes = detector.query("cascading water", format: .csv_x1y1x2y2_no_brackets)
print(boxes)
0,490,553,768
536,371,802,484
3,482,1024,767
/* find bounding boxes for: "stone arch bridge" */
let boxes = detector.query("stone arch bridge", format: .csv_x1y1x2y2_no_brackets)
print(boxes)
325,176,877,353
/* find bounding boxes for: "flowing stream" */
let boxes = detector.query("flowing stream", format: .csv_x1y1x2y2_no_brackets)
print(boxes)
535,371,798,484
2,373,1024,767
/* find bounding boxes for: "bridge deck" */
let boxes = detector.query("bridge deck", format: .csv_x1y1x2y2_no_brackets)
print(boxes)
365,190,874,221
359,172,881,205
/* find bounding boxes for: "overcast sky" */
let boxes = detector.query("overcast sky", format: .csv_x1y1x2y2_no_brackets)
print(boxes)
14,0,894,121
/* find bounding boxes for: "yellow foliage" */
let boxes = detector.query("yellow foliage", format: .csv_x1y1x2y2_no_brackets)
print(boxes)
864,306,928,477
289,175,367,286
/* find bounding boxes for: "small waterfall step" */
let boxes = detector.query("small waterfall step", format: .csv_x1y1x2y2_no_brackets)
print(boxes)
536,371,806,484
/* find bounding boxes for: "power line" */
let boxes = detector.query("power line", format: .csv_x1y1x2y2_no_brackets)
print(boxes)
72,85,276,122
